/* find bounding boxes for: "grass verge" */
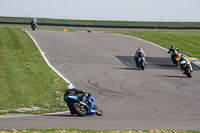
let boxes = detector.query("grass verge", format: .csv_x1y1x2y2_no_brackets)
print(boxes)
113,30,200,59
0,27,67,115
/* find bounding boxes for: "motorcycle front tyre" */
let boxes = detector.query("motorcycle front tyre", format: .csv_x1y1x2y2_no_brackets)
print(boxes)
186,68,192,78
32,26,35,31
95,105,103,116
72,102,87,116
31,25,36,31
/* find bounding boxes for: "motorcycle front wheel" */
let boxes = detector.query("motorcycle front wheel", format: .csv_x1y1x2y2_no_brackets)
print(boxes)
185,68,192,78
32,26,35,31
95,105,103,116
72,102,87,116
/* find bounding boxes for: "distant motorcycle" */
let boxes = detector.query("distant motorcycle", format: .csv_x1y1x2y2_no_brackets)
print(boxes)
137,57,146,70
31,22,37,31
180,60,192,78
31,19,38,31
64,91,103,116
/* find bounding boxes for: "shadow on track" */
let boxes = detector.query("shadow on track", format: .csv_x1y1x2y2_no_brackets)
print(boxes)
42,114,76,117
115,56,176,70
41,114,97,117
115,56,200,71
115,67,139,70
156,75,187,78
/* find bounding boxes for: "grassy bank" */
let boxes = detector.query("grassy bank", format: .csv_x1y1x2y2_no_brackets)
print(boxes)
0,27,67,114
1,16,200,27
113,30,200,59
0,129,199,133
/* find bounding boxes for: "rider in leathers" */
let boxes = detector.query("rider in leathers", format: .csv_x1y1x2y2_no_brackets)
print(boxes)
134,47,146,67
31,18,38,27
168,45,179,61
65,84,89,102
64,84,90,114
178,55,193,72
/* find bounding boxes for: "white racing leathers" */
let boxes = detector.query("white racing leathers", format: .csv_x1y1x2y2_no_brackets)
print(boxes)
178,58,193,72
134,49,146,66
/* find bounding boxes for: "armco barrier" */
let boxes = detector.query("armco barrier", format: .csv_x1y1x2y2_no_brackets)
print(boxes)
1,21,200,30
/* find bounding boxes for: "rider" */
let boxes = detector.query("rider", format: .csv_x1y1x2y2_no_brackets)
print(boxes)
168,45,179,61
65,84,89,103
178,55,193,72
134,47,146,67
31,18,38,27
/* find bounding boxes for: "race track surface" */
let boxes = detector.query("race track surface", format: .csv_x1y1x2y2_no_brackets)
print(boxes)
1,30,200,130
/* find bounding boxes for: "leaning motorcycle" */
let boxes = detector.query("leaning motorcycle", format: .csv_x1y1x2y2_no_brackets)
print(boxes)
180,60,192,78
64,92,103,116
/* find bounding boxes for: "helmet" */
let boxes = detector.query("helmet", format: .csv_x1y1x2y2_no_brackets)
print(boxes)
171,45,175,48
139,47,142,50
67,83,74,90
180,55,185,59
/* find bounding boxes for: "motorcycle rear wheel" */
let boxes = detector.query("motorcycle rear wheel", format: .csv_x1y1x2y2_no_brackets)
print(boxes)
95,105,103,116
140,62,145,70
72,102,87,116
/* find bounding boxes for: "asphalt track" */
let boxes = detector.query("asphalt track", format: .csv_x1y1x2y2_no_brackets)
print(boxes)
1,30,200,130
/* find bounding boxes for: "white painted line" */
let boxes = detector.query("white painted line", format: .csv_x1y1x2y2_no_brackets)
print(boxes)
0,111,70,118
40,111,70,116
24,30,72,84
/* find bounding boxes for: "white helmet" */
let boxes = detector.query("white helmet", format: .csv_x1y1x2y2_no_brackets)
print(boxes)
67,83,74,90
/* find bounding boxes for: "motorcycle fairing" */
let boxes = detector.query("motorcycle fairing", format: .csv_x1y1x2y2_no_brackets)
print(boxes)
88,108,96,114
87,95,97,114
65,96,80,105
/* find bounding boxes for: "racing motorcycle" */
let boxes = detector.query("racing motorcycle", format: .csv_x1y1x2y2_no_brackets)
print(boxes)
180,60,192,78
171,54,179,65
31,21,37,31
64,91,103,116
137,57,146,70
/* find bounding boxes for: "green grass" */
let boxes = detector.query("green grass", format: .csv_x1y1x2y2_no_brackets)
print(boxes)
0,129,200,133
0,27,67,114
1,16,200,27
113,30,200,59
